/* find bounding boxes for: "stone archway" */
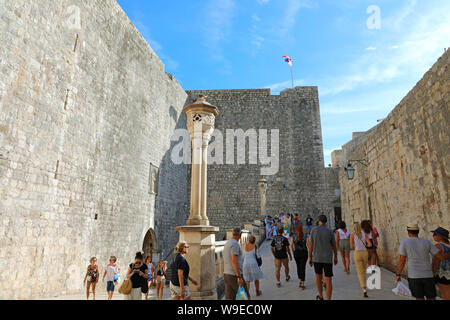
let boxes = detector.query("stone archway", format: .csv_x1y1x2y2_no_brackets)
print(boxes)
142,228,158,261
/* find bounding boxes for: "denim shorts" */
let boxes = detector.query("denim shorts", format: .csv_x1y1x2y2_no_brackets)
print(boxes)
106,281,115,292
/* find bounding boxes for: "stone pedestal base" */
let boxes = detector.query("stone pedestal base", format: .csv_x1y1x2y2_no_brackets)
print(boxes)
176,225,219,300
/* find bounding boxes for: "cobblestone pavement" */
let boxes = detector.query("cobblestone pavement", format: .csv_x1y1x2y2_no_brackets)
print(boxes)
43,284,171,300
46,240,431,301
250,240,412,300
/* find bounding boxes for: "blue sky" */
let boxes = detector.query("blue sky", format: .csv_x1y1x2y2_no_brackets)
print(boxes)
116,0,450,166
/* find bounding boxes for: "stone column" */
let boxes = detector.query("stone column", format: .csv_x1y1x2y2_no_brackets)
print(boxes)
258,179,268,217
176,96,219,300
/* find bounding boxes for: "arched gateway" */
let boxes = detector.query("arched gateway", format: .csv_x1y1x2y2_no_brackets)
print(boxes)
142,228,158,261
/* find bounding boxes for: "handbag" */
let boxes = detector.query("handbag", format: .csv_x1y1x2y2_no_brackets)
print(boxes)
118,279,132,295
236,286,249,300
255,247,262,267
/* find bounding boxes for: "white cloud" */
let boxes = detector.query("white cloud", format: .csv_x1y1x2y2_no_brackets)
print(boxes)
365,46,377,51
266,79,305,92
252,14,261,22
251,36,265,48
257,0,270,4
279,0,313,35
203,0,236,72
266,1,450,96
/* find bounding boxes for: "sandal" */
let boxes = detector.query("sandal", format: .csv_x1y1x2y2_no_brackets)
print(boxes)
256,290,262,296
286,275,291,282
316,295,323,300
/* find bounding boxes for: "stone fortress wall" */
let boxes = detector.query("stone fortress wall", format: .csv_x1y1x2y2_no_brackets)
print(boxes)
187,89,340,239
332,50,449,272
0,0,189,299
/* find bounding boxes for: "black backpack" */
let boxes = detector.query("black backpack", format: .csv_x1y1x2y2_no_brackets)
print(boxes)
294,238,308,256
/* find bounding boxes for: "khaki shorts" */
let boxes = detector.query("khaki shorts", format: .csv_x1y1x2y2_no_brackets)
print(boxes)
274,258,289,273
224,274,249,300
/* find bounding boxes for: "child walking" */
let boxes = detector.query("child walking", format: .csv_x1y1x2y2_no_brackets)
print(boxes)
103,256,120,300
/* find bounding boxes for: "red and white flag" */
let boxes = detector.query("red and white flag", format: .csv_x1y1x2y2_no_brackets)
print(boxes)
283,55,292,67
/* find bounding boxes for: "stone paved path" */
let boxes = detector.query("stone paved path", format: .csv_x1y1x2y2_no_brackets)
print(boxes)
43,284,171,300
46,240,420,301
250,240,411,300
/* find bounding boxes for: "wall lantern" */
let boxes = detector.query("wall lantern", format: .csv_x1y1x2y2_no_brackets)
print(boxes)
344,163,355,180
344,159,368,180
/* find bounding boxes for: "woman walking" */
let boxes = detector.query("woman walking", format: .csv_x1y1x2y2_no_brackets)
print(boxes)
144,255,155,300
243,235,264,298
336,221,351,274
155,260,167,300
125,252,148,300
350,222,372,298
431,227,450,300
83,257,99,300
170,241,199,300
102,256,120,300
291,225,308,289
265,216,274,240
361,220,374,265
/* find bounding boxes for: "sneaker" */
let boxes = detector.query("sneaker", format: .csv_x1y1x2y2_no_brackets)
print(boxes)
316,295,324,300
364,292,368,298
276,282,281,288
256,290,262,296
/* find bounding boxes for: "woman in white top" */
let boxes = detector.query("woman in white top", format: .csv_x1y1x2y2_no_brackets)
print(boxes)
336,221,351,274
350,222,372,298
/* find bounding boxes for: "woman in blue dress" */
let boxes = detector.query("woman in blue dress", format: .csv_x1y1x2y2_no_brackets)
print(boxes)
243,235,265,298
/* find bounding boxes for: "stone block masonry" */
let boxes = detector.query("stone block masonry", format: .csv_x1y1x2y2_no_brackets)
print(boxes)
186,88,340,239
0,0,188,299
335,50,449,273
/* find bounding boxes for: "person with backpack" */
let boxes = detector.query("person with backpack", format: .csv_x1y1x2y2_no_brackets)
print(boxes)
243,235,264,297
291,224,308,289
271,226,292,287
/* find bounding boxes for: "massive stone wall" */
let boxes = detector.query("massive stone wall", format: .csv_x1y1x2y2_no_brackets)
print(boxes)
0,0,188,299
335,50,449,272
187,88,339,238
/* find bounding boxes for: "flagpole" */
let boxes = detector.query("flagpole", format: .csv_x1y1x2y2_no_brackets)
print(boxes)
290,65,294,88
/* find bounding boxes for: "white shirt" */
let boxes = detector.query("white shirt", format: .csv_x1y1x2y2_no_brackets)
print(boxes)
353,232,368,251
338,228,350,239
106,264,119,281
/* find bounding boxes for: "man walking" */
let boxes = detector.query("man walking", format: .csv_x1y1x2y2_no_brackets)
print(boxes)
223,227,249,300
271,226,292,287
396,223,450,300
308,214,337,300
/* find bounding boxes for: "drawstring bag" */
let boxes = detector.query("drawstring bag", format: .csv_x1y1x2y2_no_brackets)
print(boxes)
392,281,412,298
236,286,249,300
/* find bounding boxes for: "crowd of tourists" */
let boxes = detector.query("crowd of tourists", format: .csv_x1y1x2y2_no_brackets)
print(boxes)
82,213,449,301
